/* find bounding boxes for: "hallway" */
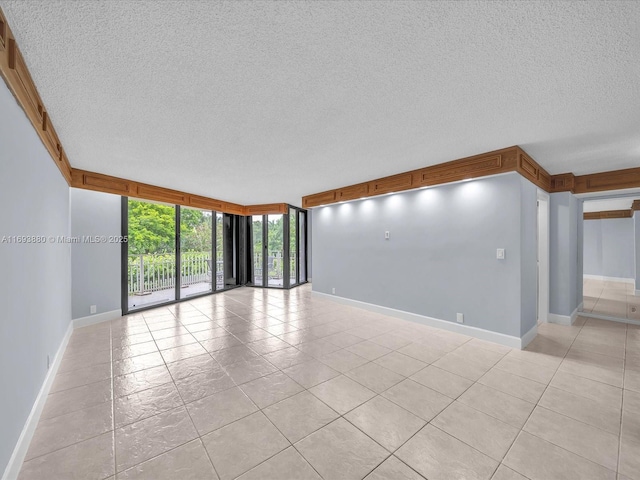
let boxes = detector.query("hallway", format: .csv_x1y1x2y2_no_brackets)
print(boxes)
17,285,640,480
583,278,640,321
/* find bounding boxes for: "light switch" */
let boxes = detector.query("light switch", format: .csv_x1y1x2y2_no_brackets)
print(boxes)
385,231,390,240
496,248,505,260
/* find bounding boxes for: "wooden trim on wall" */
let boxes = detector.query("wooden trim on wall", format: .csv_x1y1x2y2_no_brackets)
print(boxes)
71,169,250,215
550,173,576,192
0,7,72,184
632,200,640,211
573,167,640,195
302,146,556,208
245,204,288,215
584,210,633,220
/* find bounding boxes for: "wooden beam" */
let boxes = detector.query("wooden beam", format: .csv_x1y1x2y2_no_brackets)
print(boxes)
584,210,633,220
303,146,556,208
574,167,640,194
550,173,576,193
71,169,247,215
245,204,288,215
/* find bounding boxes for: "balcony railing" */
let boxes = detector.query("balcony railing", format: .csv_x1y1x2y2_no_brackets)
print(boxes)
128,252,222,296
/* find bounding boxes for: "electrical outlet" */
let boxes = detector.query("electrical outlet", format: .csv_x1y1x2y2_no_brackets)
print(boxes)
90,305,97,314
456,313,464,324
332,287,336,294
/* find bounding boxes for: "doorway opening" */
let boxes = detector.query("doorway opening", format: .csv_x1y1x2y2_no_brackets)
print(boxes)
581,195,640,322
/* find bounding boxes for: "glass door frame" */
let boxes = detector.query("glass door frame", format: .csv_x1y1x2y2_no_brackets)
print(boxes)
121,197,242,314
248,205,308,290
288,206,307,287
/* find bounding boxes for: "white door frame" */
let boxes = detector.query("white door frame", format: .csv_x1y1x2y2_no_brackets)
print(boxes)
537,189,550,323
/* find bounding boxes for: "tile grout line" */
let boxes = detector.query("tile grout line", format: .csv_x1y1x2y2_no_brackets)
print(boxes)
500,316,623,477
23,287,633,479
617,323,628,477
110,321,117,479
500,320,585,466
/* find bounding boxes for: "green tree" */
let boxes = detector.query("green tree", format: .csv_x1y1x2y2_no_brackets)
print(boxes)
128,201,217,255
180,208,212,252
128,201,176,254
267,216,283,255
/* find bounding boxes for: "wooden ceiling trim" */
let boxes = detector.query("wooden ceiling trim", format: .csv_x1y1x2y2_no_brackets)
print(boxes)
550,173,576,193
415,148,515,188
0,8,72,184
245,204,288,215
302,146,558,208
584,210,633,220
336,183,369,202
71,168,257,215
302,190,337,208
573,167,640,194
516,148,552,191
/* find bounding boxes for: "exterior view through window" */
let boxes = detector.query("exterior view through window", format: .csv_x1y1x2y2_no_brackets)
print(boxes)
125,198,307,311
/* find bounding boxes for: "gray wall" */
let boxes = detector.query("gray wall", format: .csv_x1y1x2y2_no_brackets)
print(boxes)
0,82,71,474
519,177,538,336
636,214,640,291
583,217,635,280
549,192,582,316
312,173,537,338
577,200,584,302
306,211,312,280
70,188,122,319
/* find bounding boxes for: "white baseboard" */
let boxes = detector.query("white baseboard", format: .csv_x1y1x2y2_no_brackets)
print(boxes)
583,274,635,284
312,291,533,350
579,311,640,326
1,321,73,480
548,304,581,326
2,309,122,480
73,309,122,329
521,324,538,349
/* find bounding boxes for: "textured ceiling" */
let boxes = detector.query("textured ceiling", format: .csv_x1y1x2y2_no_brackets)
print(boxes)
2,1,640,206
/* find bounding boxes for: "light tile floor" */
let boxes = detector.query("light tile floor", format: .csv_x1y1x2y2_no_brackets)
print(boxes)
18,285,640,480
584,278,640,321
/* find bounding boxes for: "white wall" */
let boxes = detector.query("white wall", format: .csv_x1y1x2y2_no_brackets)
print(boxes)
584,217,635,281
0,82,71,475
312,173,538,339
70,188,122,319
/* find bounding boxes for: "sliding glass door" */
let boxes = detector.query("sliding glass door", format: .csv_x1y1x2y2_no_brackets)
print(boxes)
126,199,177,310
268,214,284,287
251,215,264,286
216,212,224,290
299,210,307,284
249,206,308,289
289,211,297,287
179,207,213,300
124,198,240,313
222,214,239,289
